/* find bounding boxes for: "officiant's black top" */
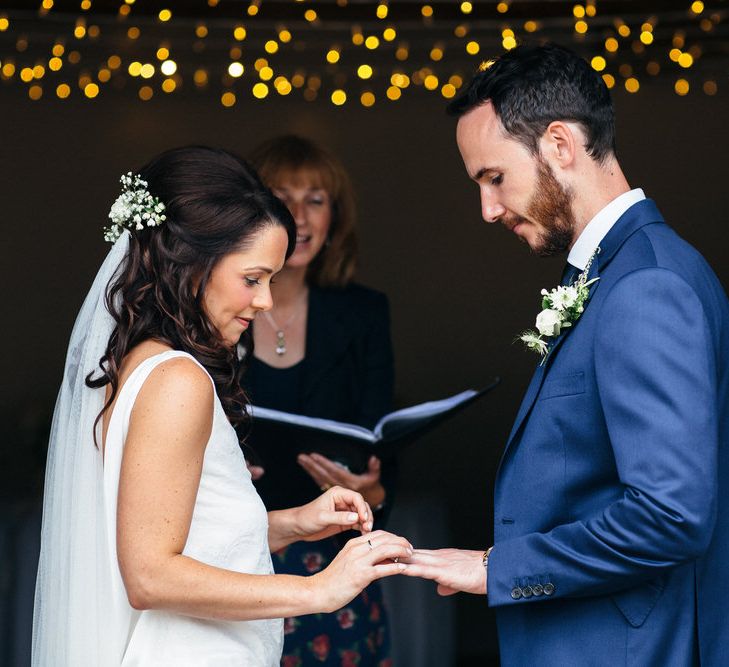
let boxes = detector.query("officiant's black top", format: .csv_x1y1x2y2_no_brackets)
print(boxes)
242,283,396,515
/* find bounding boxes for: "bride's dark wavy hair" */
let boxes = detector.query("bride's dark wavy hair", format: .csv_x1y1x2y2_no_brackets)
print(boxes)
86,146,296,438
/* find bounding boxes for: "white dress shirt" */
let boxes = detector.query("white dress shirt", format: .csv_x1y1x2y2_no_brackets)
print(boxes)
567,188,646,270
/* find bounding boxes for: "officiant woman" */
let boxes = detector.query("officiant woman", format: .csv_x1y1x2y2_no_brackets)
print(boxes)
241,135,397,666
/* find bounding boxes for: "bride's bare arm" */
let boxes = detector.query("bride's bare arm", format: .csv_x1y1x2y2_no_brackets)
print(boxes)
116,358,410,621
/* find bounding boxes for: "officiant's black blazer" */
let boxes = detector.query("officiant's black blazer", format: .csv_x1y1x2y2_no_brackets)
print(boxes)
243,283,396,513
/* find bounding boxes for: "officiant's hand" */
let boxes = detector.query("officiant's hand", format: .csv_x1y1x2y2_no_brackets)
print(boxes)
297,453,386,509
400,548,488,596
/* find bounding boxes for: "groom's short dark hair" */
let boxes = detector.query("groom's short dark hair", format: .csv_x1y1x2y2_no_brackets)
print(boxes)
448,43,616,164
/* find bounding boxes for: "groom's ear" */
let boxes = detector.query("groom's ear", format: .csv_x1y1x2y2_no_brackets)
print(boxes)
539,121,579,170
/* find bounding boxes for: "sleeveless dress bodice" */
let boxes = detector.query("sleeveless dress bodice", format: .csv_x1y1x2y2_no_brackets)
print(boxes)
102,350,283,666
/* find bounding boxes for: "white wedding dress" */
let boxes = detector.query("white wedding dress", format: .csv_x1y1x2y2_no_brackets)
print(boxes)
104,350,283,666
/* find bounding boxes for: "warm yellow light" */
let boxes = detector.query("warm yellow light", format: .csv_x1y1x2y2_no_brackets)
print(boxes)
591,55,606,71
424,74,438,90
140,63,155,79
56,83,70,98
308,75,321,90
234,26,247,41
641,22,653,32
449,74,463,88
703,80,717,96
49,57,63,71
254,58,268,71
605,37,619,52
454,25,468,37
466,40,480,55
357,64,373,79
524,20,538,33
279,29,291,43
98,68,111,82
127,27,140,40
291,73,305,88
20,67,34,83
503,36,517,50
386,85,401,100
304,9,317,22
162,78,176,93
617,25,630,38
52,44,65,56
84,82,99,98
646,61,660,75
460,1,473,13
673,33,685,48
196,24,208,38
575,20,588,34
586,4,596,16
158,9,171,21
1,62,15,77
674,78,690,95
376,3,388,19
502,28,514,38
67,51,81,64
160,60,177,76
365,36,380,49
259,66,273,81
265,40,279,54
573,5,585,18
430,47,444,61
137,86,152,101
108,55,121,70
421,5,433,18
0,18,9,32
156,47,169,60
395,46,408,60
391,72,410,88
640,31,653,45
496,2,509,13
247,4,259,16
275,77,292,95
352,32,364,46
700,18,713,31
669,48,681,62
29,85,43,100
331,89,347,105
119,5,130,16
194,69,208,86
81,0,91,9
228,61,244,77
624,77,639,93
221,91,236,107
678,52,694,68
42,0,54,9
354,91,372,107
383,27,396,41
74,25,86,39
602,73,615,88
441,83,457,98
326,49,340,64
88,25,100,38
691,1,704,14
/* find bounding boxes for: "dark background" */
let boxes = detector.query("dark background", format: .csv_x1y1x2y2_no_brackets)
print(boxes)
1,1,729,663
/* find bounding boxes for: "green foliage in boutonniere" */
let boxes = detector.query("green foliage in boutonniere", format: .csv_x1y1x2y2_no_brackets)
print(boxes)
519,248,601,365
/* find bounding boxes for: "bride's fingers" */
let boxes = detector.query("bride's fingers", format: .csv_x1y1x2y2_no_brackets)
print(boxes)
328,488,371,527
364,542,413,565
316,509,362,528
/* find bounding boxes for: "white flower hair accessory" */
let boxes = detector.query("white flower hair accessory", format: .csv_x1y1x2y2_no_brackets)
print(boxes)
104,172,167,243
519,248,600,365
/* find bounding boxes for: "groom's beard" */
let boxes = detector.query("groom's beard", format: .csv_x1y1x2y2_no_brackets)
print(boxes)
527,158,576,258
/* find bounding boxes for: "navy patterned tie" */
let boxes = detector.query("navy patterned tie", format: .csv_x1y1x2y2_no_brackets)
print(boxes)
560,262,581,287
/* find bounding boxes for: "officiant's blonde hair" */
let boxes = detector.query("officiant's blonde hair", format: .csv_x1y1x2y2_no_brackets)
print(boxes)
250,135,357,288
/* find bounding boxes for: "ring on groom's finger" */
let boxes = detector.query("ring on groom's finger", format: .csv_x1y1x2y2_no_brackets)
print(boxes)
320,483,331,491
367,539,374,550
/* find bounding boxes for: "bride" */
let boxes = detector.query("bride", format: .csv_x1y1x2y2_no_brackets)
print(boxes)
32,146,411,666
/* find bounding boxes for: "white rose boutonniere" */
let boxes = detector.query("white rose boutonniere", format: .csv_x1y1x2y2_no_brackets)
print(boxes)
519,248,601,365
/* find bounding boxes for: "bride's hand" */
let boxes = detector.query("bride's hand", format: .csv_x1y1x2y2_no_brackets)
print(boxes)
311,530,412,613
294,485,374,543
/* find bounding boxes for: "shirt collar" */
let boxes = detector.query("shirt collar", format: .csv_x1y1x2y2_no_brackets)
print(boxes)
567,188,646,270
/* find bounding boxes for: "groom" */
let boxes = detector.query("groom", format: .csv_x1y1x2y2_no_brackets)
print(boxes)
403,44,729,665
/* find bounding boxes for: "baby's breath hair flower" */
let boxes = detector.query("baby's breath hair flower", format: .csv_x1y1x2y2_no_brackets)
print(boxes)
104,172,167,243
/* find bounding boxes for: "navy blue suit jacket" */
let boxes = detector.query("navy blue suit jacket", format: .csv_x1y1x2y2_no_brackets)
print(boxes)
490,200,729,666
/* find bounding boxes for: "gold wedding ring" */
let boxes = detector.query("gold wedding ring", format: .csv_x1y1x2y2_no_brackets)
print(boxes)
320,483,331,491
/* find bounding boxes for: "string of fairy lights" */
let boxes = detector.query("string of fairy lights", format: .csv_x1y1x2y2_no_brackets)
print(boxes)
0,1,726,106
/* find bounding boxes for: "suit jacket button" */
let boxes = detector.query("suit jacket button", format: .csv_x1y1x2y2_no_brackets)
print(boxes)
510,588,522,600
532,584,544,596
521,586,533,598
543,583,555,596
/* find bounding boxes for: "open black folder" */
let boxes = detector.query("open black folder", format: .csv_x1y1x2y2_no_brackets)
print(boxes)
245,378,500,476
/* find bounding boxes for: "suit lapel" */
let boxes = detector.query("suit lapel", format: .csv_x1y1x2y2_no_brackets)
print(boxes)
301,288,352,400
501,199,665,457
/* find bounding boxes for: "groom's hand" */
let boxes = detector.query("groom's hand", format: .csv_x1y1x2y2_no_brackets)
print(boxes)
401,548,488,596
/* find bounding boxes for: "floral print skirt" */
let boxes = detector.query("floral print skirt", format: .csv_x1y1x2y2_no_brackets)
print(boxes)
274,537,392,667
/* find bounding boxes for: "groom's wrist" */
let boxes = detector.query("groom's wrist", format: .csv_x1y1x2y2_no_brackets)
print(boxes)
482,546,493,595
